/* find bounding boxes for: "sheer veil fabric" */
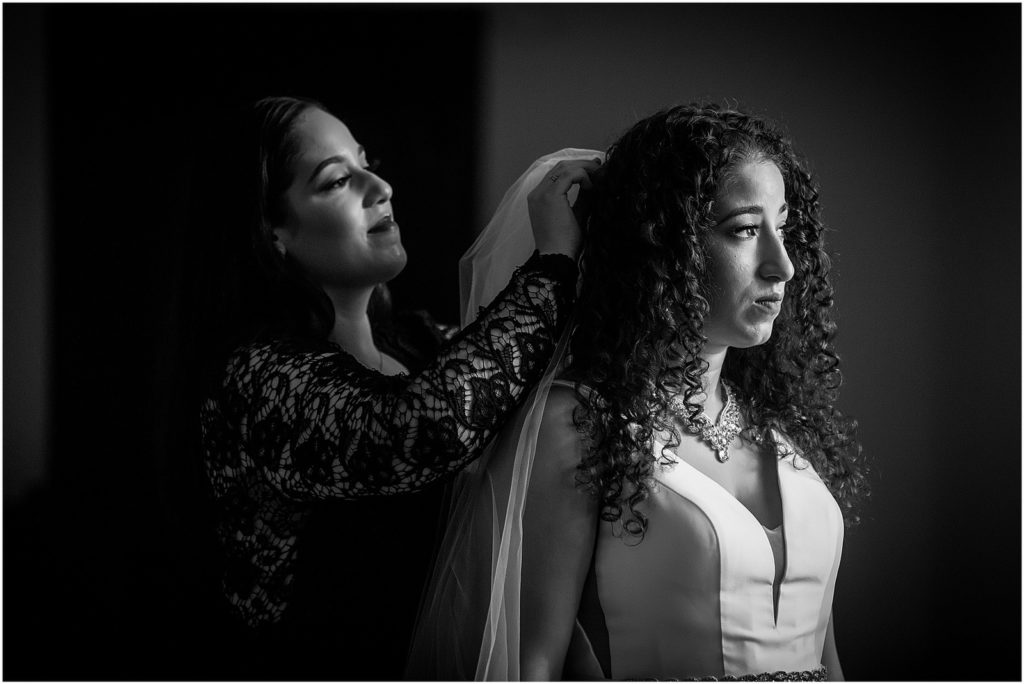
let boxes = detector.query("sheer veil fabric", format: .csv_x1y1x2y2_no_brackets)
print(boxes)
407,150,603,680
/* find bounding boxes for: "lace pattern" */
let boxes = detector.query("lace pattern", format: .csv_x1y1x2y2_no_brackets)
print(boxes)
201,253,576,627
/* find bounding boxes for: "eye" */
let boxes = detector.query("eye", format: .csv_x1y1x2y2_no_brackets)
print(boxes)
325,175,352,191
732,225,759,239
364,157,382,173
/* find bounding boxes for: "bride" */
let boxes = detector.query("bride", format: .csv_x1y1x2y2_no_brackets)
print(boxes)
407,104,867,680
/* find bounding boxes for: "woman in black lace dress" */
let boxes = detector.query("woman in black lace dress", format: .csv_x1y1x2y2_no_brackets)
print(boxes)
196,97,598,678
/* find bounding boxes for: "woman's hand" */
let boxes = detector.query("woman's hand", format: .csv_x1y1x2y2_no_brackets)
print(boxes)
527,158,602,259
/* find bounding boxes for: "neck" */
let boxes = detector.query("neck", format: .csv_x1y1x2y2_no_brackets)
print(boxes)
698,344,729,421
324,285,381,369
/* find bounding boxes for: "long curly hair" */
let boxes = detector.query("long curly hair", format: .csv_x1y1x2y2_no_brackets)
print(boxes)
568,103,866,538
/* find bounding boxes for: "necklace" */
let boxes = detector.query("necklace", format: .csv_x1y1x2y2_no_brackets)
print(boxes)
674,379,743,463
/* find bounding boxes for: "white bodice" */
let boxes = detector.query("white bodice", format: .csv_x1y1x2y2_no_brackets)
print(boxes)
584,431,844,679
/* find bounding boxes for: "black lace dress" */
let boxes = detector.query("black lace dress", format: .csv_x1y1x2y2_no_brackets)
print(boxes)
200,253,576,679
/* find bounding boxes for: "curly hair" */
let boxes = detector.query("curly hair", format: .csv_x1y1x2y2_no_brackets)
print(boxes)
568,103,866,539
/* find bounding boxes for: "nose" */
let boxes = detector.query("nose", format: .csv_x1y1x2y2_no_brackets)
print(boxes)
758,227,795,283
362,169,393,208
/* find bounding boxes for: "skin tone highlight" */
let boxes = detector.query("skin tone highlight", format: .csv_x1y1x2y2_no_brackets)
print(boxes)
698,159,795,421
273,108,408,374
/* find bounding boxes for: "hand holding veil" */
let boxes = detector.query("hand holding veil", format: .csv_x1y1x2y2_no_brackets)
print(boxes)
407,149,604,680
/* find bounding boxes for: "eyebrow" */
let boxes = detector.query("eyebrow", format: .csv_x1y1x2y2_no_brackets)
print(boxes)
307,145,365,184
717,202,789,224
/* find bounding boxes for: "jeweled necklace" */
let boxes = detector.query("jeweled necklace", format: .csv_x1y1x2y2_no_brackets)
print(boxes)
674,379,743,463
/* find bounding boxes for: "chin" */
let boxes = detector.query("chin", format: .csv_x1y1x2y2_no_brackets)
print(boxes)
380,248,408,282
327,249,408,290
729,323,775,349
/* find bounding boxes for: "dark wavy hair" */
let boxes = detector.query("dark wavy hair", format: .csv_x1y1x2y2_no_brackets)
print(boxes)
194,96,390,387
568,103,866,538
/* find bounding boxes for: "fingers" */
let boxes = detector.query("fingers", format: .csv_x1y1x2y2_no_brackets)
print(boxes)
526,157,602,258
544,159,602,195
554,167,592,193
528,154,598,255
532,159,602,202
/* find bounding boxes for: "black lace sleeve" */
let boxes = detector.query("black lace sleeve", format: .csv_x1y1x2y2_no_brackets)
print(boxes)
203,251,576,502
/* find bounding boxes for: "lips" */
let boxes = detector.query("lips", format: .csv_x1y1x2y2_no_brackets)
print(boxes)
368,214,398,235
753,293,784,315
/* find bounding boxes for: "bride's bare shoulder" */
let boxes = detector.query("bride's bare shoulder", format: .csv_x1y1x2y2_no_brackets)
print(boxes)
547,377,599,406
543,378,588,416
536,379,592,463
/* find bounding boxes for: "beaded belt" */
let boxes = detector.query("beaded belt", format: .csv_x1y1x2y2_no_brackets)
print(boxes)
634,666,827,681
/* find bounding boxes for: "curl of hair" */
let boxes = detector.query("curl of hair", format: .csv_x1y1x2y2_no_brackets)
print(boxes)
568,103,867,539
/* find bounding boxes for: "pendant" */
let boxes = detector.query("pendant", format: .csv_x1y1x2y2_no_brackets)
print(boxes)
674,379,743,464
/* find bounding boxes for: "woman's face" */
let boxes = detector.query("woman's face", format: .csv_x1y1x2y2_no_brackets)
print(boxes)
702,160,795,352
273,108,406,291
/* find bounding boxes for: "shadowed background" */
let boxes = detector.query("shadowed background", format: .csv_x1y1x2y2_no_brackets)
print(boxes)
4,4,1020,680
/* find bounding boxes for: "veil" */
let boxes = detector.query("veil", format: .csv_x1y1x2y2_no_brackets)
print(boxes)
406,149,603,680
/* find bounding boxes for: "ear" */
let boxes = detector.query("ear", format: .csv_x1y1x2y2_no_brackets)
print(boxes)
271,228,288,258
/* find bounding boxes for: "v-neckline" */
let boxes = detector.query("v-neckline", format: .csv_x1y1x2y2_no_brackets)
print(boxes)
656,436,785,532
654,435,789,626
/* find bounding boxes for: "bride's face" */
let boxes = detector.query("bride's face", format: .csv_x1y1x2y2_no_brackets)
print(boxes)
702,160,795,351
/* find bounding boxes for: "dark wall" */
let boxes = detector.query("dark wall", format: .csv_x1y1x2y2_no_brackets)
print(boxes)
478,4,1021,681
4,4,482,678
3,2,49,505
